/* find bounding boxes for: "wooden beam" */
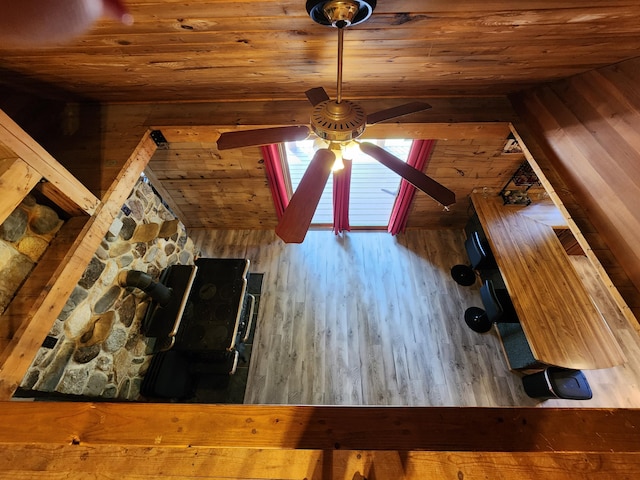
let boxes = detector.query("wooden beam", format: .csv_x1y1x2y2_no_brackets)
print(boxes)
0,131,157,400
146,98,517,127
154,123,512,143
0,109,99,216
1,444,640,479
0,157,41,224
0,403,638,453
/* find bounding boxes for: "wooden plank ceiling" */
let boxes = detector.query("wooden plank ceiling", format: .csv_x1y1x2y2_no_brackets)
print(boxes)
1,1,639,230
1,1,639,103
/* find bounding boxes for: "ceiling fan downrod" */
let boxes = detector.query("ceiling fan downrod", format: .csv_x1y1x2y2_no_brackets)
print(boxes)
337,26,344,104
309,0,374,103
306,0,376,144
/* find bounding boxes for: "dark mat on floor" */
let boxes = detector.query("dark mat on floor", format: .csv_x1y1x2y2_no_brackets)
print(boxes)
184,273,263,404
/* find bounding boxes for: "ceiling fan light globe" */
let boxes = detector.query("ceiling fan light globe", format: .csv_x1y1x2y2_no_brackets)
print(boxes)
342,140,360,160
328,142,345,171
312,137,330,152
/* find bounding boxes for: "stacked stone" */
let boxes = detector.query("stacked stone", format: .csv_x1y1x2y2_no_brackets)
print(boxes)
20,178,198,400
0,195,63,314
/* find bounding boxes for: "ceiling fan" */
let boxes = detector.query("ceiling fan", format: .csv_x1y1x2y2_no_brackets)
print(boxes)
216,0,456,243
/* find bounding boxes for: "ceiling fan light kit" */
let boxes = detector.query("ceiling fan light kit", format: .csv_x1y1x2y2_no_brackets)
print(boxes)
215,0,455,243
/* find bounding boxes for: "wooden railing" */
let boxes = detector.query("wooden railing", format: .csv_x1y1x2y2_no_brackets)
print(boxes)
0,403,638,478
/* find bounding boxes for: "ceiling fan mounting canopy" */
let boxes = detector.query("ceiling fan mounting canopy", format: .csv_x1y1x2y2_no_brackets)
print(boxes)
307,0,377,28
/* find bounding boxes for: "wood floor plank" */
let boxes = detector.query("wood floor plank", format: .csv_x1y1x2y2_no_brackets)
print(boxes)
190,228,640,407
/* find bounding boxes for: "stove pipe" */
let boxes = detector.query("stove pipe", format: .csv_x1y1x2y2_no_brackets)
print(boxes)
118,270,172,307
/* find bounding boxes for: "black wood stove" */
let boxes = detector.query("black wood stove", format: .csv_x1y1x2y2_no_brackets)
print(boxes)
140,258,255,399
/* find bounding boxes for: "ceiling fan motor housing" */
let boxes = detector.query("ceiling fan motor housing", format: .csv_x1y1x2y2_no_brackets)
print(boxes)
310,99,366,142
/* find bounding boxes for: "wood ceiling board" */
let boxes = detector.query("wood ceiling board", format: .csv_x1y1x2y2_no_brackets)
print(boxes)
2,2,640,103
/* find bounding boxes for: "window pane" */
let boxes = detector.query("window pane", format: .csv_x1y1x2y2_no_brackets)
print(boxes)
284,139,413,227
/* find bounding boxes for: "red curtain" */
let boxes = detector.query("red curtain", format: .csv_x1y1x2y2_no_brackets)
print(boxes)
332,159,352,235
260,144,289,219
388,139,436,235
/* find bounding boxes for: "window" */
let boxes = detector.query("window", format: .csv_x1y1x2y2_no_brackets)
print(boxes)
284,139,413,227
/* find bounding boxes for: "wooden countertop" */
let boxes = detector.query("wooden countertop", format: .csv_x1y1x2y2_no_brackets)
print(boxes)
471,192,625,369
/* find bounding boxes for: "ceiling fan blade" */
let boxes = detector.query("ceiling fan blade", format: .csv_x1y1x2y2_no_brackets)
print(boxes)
217,126,310,150
360,142,455,207
275,148,336,243
366,102,432,125
305,87,331,106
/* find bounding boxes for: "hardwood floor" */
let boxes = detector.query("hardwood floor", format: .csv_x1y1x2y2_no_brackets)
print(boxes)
191,228,640,407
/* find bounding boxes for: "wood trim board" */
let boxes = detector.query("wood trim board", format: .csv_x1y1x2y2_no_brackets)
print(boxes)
0,403,639,453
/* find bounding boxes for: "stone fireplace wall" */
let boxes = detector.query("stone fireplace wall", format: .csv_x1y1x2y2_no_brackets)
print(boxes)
19,177,198,400
0,195,64,315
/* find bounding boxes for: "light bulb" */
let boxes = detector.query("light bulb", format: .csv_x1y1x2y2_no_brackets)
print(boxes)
329,143,345,171
342,140,360,160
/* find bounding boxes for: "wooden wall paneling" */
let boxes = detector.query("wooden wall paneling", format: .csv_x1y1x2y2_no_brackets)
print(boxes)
597,61,640,109
555,228,585,256
153,127,222,144
16,102,110,200
0,157,41,224
574,69,640,150
517,56,640,302
149,141,266,180
407,134,524,229
39,103,153,199
362,123,515,141
97,105,154,197
144,121,518,230
145,125,274,229
533,84,640,284
509,102,640,325
551,75,640,186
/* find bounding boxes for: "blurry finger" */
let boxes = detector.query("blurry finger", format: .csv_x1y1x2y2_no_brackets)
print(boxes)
102,0,134,25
